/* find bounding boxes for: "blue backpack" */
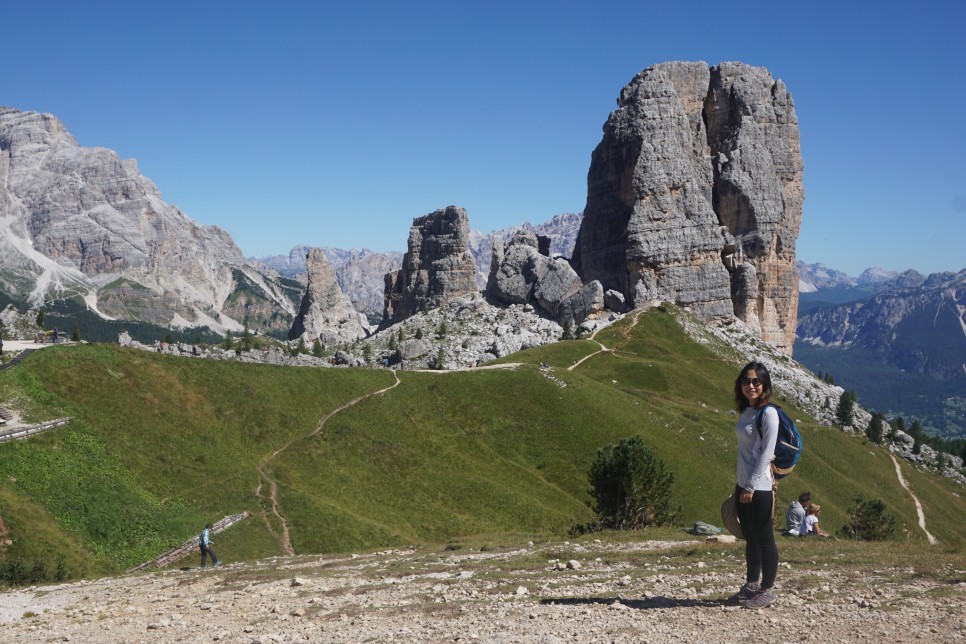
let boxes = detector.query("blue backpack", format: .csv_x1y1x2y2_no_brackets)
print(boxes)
755,404,803,479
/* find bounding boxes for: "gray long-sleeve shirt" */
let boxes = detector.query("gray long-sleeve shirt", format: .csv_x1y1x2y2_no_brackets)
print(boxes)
736,405,778,492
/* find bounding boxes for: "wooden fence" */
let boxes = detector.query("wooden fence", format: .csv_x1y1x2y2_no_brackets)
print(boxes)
0,418,72,443
127,512,251,573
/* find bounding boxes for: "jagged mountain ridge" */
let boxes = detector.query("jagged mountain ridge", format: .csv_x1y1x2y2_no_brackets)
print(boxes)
795,267,966,436
3,60,805,350
0,106,295,333
797,261,899,293
797,269,966,380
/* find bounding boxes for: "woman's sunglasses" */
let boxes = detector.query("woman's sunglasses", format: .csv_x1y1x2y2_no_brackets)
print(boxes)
740,377,763,387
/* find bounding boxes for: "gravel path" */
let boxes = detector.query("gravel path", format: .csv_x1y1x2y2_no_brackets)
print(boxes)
2,538,963,643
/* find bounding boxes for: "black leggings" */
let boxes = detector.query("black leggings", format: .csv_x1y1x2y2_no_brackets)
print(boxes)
734,485,778,589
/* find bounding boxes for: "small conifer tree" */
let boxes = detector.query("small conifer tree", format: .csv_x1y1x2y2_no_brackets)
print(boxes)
910,419,924,455
562,320,574,340
836,390,856,426
312,338,324,358
588,436,680,530
240,324,254,352
838,496,897,541
866,412,884,444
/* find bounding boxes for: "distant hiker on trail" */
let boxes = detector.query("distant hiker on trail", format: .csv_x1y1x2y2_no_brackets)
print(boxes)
785,491,811,536
732,361,780,609
199,523,221,568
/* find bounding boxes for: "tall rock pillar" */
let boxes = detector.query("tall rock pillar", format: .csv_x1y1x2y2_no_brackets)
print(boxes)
574,61,803,354
383,206,479,324
289,248,371,345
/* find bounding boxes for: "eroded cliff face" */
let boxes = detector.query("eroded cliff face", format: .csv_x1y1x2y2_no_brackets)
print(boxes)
383,206,479,324
573,61,803,354
0,106,277,331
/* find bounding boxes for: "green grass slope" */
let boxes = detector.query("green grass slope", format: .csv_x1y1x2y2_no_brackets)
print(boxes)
0,307,963,582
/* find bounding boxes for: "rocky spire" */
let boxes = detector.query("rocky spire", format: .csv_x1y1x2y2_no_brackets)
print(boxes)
573,61,803,354
289,248,371,345
383,206,479,324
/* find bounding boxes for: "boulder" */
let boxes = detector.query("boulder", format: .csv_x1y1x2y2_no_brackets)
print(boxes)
487,231,598,325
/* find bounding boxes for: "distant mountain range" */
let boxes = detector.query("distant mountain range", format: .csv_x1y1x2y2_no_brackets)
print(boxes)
795,262,966,438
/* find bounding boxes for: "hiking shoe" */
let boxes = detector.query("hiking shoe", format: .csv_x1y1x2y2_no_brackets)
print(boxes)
743,588,777,609
214,561,222,567
729,581,759,603
738,581,759,601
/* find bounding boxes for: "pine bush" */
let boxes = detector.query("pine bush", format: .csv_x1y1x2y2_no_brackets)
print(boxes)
838,496,897,541
587,436,680,530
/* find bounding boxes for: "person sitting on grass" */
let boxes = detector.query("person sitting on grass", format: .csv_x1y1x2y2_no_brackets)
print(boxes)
801,504,830,538
785,491,811,536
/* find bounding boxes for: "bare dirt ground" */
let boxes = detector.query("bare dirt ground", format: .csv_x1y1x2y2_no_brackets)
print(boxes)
1,537,963,643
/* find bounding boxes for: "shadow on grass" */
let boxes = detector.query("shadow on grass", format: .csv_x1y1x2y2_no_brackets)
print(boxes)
539,595,737,610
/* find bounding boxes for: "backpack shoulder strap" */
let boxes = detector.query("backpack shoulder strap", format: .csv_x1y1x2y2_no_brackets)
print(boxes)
755,403,777,438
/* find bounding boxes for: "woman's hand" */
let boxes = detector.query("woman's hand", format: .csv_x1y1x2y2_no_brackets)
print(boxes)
739,490,754,504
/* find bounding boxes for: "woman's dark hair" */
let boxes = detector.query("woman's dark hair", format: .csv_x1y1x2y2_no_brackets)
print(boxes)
734,361,773,411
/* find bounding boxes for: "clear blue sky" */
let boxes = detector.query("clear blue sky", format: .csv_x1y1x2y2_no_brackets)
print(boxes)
4,1,964,276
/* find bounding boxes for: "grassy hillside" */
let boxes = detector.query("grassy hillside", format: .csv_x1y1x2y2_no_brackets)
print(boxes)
0,307,963,582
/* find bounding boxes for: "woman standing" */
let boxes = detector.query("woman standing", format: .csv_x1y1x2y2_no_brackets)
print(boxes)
733,361,779,608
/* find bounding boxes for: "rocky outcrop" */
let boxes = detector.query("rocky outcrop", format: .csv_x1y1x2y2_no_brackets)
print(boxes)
331,249,402,321
249,215,578,322
468,212,582,289
289,249,371,345
383,206,479,324
573,62,803,354
249,247,403,324
488,231,602,326
0,106,292,332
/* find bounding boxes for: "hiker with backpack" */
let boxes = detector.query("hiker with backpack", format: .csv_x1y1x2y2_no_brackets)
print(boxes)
732,361,780,609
